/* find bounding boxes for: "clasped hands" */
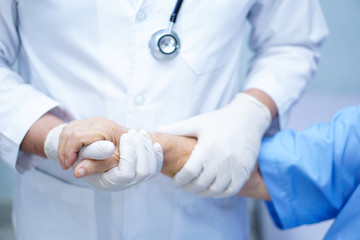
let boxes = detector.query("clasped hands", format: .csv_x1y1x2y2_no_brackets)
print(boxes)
44,92,272,198
44,117,166,191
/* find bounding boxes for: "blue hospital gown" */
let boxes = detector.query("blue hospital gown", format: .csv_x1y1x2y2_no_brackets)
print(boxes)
258,104,360,239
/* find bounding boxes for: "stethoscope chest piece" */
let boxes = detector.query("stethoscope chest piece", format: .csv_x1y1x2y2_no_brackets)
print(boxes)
149,29,180,60
149,0,184,60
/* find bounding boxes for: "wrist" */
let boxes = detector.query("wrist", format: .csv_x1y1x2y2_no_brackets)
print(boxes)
238,163,270,200
20,112,65,158
150,133,197,177
44,123,67,161
244,89,278,119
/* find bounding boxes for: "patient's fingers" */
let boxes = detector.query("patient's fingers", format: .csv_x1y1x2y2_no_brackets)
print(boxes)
73,156,118,178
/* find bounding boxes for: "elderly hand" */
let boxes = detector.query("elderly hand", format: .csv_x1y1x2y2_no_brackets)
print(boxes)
44,118,163,191
55,117,125,172
157,93,272,198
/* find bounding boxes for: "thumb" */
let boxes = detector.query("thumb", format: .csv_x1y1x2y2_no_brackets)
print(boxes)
172,144,204,187
78,140,115,160
155,116,201,137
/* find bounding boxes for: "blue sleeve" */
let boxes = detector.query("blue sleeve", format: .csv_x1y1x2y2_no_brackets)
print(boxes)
258,105,360,229
324,184,360,240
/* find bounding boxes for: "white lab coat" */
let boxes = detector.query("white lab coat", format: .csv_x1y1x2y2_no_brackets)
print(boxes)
0,0,328,239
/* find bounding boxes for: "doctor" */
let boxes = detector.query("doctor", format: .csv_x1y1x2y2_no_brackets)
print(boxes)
0,1,327,240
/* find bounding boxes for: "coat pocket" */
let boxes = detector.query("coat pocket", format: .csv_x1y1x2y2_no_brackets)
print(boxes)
177,0,251,74
13,169,98,240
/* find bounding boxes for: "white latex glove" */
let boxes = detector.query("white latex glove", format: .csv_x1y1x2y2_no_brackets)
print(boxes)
157,93,271,198
87,129,163,191
44,125,163,191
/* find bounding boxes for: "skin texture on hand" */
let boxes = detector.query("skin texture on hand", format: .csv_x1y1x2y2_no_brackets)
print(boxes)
57,117,128,177
20,88,274,199
151,133,197,177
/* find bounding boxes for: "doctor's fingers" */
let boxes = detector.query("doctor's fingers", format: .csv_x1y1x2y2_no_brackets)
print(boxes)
172,144,204,187
180,165,217,193
195,161,232,197
136,130,163,180
156,115,202,137
106,133,137,185
214,166,249,198
78,140,115,160
127,130,153,184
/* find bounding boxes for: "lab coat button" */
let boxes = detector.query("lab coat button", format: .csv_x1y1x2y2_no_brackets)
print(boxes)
133,95,146,105
136,10,147,22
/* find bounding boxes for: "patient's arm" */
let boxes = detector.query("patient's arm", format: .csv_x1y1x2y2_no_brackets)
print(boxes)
153,133,270,200
150,133,197,177
237,163,270,200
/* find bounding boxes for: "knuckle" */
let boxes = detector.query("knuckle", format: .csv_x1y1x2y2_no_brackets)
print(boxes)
223,185,238,197
107,158,118,169
58,152,65,161
187,166,201,178
136,170,149,179
59,127,70,139
96,116,107,122
208,186,221,196
84,161,102,175
121,171,136,181
84,166,95,176
70,131,84,141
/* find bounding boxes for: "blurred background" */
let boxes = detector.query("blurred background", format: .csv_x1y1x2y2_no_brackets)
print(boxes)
1,0,359,239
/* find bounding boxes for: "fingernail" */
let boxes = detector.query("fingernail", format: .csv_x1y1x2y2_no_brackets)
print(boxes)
77,168,86,178
60,162,65,169
65,159,69,167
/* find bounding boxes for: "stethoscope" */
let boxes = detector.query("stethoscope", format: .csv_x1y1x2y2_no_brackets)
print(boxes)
149,0,184,60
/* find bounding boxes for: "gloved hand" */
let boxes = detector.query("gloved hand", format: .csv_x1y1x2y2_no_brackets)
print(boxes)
157,93,271,198
85,129,163,191
44,124,163,191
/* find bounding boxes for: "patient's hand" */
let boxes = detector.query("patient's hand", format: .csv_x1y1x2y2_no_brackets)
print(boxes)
151,133,197,177
56,117,128,177
237,163,270,200
47,118,164,191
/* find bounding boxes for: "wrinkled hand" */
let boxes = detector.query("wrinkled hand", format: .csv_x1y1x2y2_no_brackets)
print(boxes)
44,118,163,191
56,117,125,172
157,93,271,198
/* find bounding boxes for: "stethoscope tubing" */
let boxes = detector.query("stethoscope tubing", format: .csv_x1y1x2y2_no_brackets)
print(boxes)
149,0,184,60
170,0,184,23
